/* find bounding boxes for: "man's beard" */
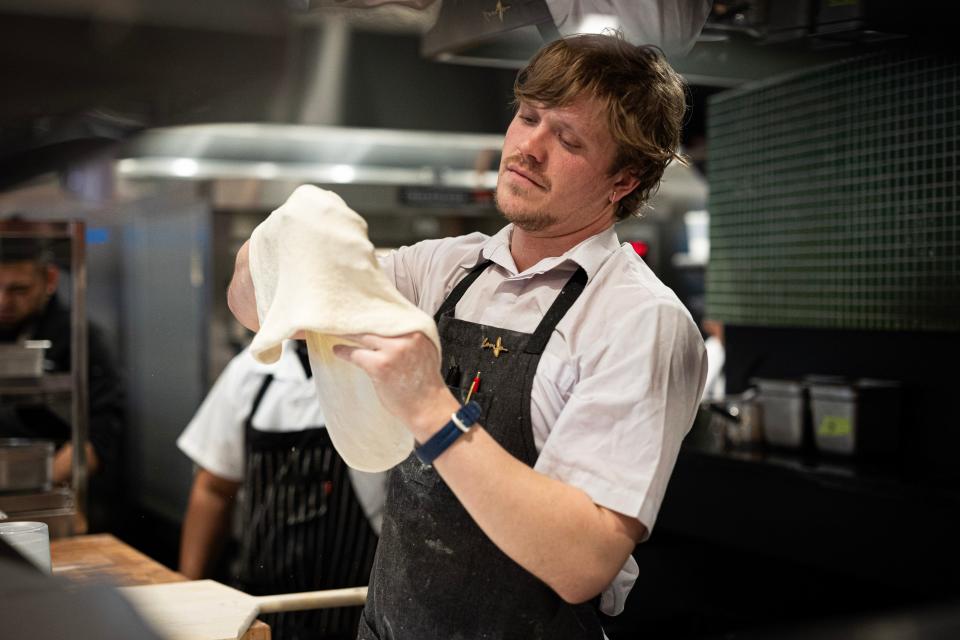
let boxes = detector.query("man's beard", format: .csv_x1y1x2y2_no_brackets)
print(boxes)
494,184,559,232
496,154,560,232
0,297,47,341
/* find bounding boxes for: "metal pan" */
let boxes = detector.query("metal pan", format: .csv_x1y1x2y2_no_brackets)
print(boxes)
0,439,54,493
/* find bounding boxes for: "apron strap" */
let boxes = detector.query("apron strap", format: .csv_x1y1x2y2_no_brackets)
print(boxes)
245,373,275,428
433,260,493,324
524,266,588,355
295,340,313,378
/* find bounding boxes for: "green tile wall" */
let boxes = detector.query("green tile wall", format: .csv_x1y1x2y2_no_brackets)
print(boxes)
707,50,959,330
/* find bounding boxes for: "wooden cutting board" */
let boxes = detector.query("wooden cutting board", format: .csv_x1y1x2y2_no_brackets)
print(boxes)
120,579,367,640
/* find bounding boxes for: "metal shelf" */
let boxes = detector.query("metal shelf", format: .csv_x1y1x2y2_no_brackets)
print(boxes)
1,220,88,534
0,374,74,396
0,486,78,538
0,486,75,514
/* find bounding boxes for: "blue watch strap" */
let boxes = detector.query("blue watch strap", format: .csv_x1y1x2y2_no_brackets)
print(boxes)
414,401,482,465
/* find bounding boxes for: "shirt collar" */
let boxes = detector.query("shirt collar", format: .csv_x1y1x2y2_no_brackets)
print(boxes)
478,224,620,280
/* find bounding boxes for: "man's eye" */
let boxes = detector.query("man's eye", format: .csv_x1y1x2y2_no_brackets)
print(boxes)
560,137,581,150
519,114,537,124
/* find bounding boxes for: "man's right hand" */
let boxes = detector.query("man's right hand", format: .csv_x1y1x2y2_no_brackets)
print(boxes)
227,241,261,332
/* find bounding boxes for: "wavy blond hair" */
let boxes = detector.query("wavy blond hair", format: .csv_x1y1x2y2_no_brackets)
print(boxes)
513,33,688,220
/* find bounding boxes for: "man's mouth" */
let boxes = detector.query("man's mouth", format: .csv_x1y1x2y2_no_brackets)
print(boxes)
505,164,546,190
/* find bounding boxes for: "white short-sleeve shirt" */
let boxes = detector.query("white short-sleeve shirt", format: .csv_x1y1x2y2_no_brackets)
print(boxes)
380,224,707,615
176,340,387,533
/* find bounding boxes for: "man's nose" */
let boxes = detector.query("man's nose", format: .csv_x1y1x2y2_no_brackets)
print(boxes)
516,124,548,164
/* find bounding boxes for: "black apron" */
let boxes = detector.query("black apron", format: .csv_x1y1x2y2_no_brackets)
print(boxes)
359,260,603,640
238,344,379,640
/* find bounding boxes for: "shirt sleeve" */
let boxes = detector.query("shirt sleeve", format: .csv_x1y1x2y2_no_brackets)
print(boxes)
533,300,707,539
176,353,256,482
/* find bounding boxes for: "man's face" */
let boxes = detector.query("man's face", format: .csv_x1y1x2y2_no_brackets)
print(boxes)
495,94,631,236
0,261,55,331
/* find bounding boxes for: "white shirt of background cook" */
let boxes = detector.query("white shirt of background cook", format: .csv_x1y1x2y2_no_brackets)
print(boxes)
176,340,386,534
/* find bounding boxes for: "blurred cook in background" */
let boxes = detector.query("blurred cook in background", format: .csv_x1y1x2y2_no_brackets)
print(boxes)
177,339,385,640
700,318,725,402
0,234,124,531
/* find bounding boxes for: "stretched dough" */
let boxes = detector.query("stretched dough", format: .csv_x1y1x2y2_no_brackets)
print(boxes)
247,185,441,472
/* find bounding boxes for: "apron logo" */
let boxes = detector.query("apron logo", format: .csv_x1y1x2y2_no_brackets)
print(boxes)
481,336,509,358
483,1,510,22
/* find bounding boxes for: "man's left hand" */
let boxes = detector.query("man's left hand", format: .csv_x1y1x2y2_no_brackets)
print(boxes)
332,332,459,441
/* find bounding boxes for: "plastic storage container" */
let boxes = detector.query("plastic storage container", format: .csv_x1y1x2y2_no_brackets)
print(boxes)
752,378,807,449
808,378,901,458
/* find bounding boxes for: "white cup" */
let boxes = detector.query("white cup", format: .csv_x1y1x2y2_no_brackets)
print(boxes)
0,521,51,574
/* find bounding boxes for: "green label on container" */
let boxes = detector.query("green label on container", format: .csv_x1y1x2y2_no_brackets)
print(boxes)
818,416,852,438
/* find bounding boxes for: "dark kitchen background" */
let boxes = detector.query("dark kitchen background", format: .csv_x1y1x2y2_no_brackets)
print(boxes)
1,1,958,638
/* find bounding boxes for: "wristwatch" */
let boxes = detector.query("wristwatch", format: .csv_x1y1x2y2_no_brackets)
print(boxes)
413,401,482,465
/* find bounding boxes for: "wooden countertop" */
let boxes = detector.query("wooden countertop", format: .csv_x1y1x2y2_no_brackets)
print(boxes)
51,534,270,640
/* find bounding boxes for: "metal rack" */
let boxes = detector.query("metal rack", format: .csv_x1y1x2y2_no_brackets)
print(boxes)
0,220,88,537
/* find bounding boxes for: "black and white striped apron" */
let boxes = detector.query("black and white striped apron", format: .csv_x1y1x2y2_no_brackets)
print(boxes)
238,345,379,640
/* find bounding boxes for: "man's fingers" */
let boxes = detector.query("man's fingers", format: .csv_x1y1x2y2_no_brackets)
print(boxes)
332,342,373,362
339,332,424,350
332,343,379,370
338,333,386,350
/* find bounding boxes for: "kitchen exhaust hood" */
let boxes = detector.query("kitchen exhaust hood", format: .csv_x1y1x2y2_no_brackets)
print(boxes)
113,121,705,217
117,123,503,190
418,0,817,84
419,0,953,87
422,0,559,69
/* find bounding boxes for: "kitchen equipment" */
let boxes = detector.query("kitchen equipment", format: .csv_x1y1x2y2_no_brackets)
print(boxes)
120,579,367,640
0,341,50,378
808,377,902,458
689,404,727,452
0,439,54,493
705,389,764,449
0,521,50,573
752,378,807,449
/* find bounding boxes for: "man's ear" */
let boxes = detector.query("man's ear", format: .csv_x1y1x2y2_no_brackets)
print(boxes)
43,265,59,297
611,170,641,203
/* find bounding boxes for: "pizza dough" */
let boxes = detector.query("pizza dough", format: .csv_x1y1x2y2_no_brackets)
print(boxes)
247,185,441,472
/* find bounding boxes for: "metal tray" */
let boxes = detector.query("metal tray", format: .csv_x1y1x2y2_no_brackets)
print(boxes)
0,439,54,493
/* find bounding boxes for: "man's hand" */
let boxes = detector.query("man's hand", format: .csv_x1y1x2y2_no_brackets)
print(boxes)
226,241,260,332
332,332,459,441
52,443,98,485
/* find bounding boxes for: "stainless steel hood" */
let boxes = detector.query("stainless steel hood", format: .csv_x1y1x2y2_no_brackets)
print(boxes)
117,123,503,190
422,0,557,69
112,121,705,218
419,0,954,87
